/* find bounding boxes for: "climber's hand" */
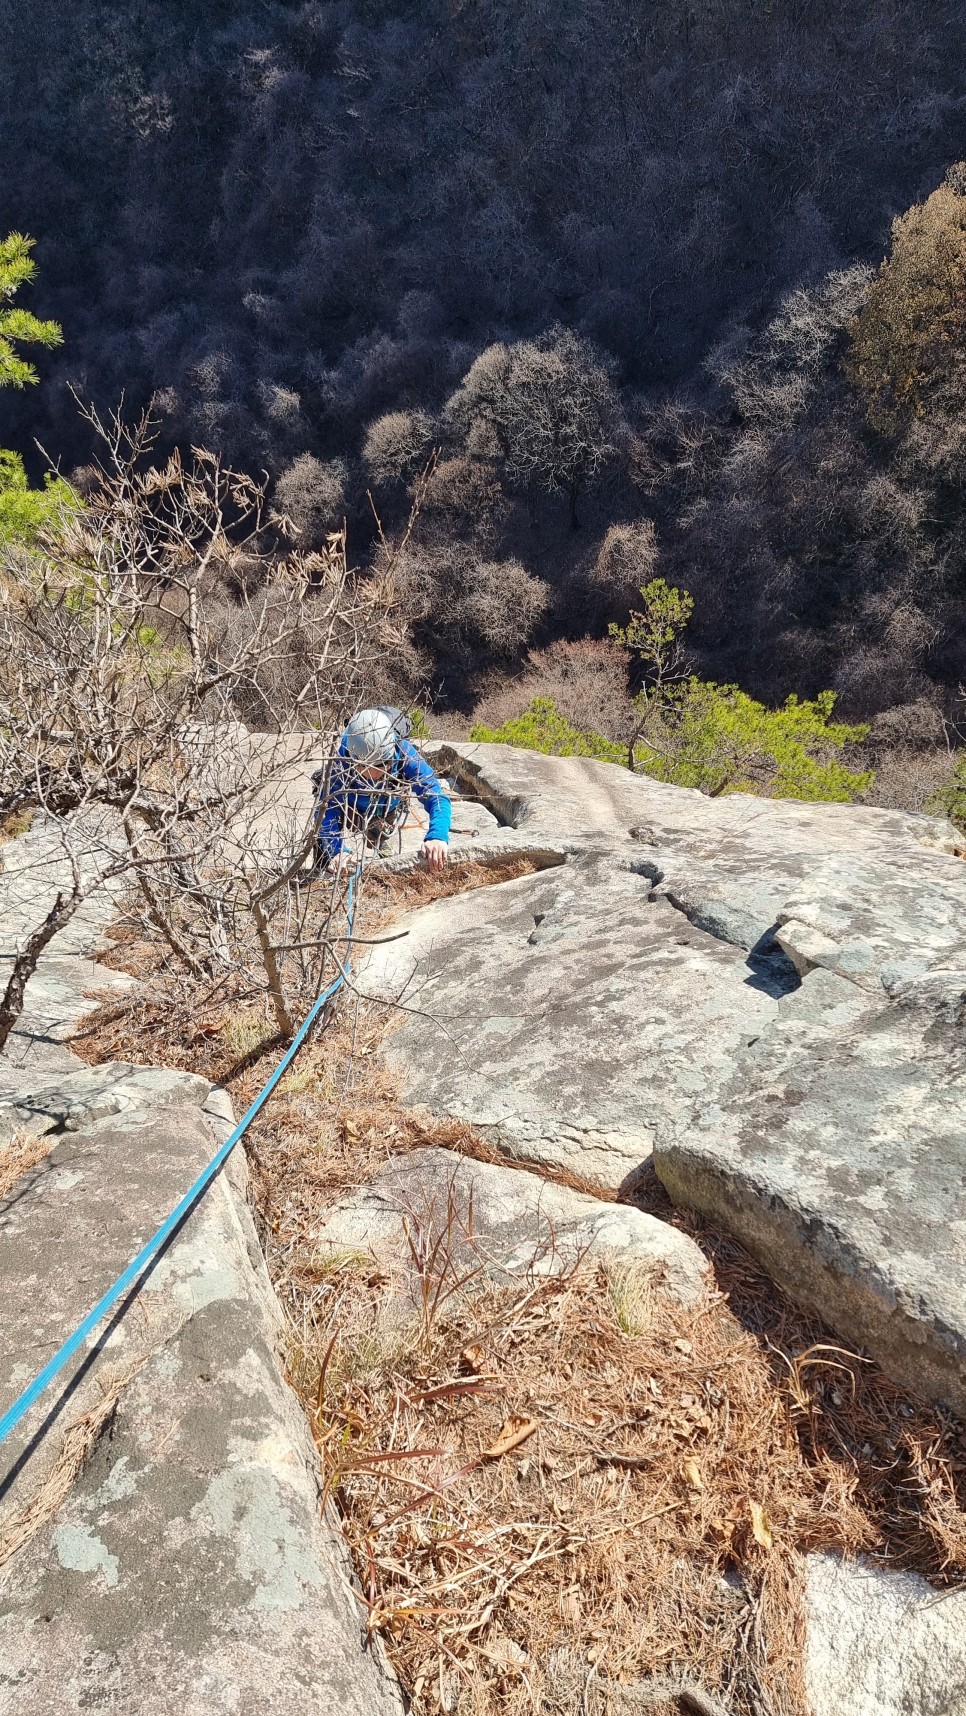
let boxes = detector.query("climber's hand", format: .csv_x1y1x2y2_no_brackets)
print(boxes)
315,848,352,879
423,839,449,873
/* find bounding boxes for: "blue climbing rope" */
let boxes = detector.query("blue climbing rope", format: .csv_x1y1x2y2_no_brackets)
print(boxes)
0,863,362,1452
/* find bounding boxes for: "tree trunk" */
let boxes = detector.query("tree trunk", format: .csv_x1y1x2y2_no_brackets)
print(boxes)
123,815,206,978
250,896,295,1039
568,477,581,531
0,884,86,1053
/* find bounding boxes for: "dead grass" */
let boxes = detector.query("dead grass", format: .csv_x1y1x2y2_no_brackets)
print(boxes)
0,1129,56,1201
69,857,966,1716
0,808,33,848
0,1360,145,1570
274,1189,966,1716
367,853,550,919
292,1255,819,1715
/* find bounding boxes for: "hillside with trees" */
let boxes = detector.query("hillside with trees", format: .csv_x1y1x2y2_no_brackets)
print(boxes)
6,19,966,1712
4,0,966,805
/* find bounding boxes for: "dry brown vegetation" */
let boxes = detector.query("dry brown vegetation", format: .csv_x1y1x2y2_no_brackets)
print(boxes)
0,760,957,1708
0,810,33,847
71,862,966,1716
0,1128,55,1201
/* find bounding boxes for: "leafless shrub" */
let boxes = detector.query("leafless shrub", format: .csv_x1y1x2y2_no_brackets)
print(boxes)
0,399,415,1046
472,640,635,744
711,267,871,435
445,327,625,527
363,409,437,490
393,540,549,679
591,521,660,618
866,698,948,752
629,400,726,503
274,452,348,544
860,745,956,814
854,698,953,811
830,642,937,718
421,455,509,538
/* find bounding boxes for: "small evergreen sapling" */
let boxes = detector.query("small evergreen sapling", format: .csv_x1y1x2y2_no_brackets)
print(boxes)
0,234,72,547
0,233,62,389
0,449,75,548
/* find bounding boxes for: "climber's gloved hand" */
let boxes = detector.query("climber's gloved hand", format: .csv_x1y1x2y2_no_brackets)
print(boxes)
423,839,449,874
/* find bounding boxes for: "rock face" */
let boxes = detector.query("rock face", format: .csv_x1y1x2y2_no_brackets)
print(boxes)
365,849,784,1195
314,1146,709,1307
6,752,966,1716
806,1554,966,1716
0,826,403,1716
363,742,966,1418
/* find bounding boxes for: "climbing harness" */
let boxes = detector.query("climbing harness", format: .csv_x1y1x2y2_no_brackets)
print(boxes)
0,863,363,1453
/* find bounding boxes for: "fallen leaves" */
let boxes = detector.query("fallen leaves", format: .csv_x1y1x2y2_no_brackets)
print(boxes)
749,1499,773,1550
482,1415,538,1459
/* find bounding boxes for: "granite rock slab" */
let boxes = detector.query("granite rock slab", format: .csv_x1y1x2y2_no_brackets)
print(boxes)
806,1553,966,1716
374,745,966,1418
0,1082,402,1716
313,1145,709,1308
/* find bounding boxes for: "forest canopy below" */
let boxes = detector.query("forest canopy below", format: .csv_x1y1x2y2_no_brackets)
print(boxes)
4,0,966,803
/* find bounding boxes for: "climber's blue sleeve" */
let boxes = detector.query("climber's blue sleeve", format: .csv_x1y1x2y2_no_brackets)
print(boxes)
315,757,352,858
398,741,452,843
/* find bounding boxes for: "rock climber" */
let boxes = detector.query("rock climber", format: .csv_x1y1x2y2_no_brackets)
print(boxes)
312,707,451,874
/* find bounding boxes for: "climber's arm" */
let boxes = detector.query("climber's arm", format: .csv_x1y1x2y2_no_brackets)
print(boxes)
399,743,452,864
314,764,352,861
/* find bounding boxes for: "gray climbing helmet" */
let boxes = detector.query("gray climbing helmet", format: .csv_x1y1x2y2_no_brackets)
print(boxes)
342,708,398,765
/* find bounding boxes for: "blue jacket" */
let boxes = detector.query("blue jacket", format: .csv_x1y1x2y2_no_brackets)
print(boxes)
315,738,452,859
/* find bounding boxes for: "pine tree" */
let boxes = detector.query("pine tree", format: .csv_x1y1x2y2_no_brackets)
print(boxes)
0,234,72,546
0,233,62,388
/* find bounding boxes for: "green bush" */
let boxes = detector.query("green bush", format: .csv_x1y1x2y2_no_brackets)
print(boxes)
926,757,966,832
472,685,872,803
0,448,76,548
470,696,625,763
407,705,432,741
639,681,872,801
0,233,63,390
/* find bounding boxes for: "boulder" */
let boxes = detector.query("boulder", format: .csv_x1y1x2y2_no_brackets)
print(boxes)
363,850,783,1195
0,1075,403,1716
313,1146,709,1307
653,969,966,1413
806,1553,966,1716
0,1061,212,1142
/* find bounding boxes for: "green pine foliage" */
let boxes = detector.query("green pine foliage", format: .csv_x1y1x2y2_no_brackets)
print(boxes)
472,685,872,804
638,681,872,801
926,758,966,832
608,578,694,668
407,706,432,740
0,236,72,549
0,234,63,388
0,449,76,548
470,697,626,764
